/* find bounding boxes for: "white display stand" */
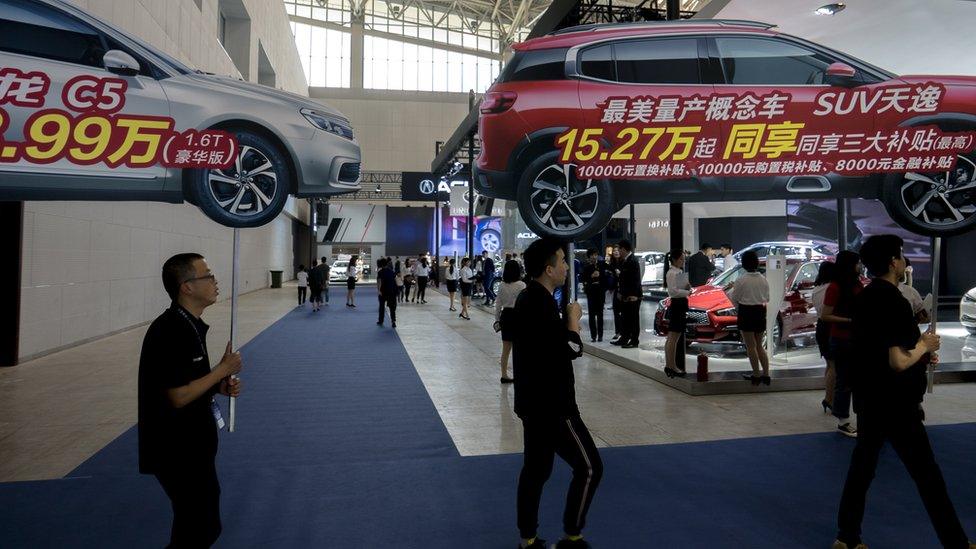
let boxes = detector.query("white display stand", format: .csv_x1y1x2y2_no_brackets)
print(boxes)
764,254,786,359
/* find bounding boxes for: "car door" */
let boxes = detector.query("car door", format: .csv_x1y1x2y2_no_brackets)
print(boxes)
782,261,820,336
574,36,723,199
0,0,169,196
708,35,879,201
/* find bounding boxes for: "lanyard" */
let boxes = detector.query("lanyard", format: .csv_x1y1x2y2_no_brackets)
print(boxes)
174,306,208,359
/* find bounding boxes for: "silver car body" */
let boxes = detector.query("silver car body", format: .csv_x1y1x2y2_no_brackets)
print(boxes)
0,0,360,203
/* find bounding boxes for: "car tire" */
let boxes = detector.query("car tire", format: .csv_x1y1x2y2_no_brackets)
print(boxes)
187,129,291,228
480,229,501,254
881,149,976,237
516,151,614,241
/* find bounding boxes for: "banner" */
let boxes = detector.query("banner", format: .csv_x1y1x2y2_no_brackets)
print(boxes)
559,83,976,180
0,70,235,169
401,171,451,201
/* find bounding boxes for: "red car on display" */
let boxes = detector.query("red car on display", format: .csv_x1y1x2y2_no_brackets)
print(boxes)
653,259,822,348
475,19,976,240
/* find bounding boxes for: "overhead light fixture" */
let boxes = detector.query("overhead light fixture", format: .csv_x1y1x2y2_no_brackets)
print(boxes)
815,3,846,15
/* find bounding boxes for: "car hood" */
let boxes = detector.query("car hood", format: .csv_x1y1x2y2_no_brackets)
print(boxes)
687,285,732,312
178,73,349,121
898,75,976,88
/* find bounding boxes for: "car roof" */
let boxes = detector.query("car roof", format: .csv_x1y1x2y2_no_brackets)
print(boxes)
518,19,777,51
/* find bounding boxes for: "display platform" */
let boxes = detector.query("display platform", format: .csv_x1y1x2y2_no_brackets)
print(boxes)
473,295,976,396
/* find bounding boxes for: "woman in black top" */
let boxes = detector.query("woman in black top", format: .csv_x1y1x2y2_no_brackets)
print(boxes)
445,258,458,311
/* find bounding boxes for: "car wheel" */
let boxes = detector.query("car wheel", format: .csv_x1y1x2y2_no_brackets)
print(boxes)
480,229,501,254
188,130,291,228
516,151,614,241
881,151,976,237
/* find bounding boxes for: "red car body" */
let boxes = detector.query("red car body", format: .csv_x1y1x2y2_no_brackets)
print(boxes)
653,259,823,347
475,20,976,240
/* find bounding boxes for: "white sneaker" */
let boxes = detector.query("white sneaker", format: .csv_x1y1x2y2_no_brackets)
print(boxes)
837,423,857,438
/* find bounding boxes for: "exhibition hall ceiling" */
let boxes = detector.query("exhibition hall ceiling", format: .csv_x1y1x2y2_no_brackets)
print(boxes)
379,0,710,43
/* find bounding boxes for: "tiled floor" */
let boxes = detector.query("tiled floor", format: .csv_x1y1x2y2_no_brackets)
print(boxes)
4,282,976,482
399,288,976,455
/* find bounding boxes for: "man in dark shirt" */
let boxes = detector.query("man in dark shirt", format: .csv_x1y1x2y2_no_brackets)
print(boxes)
317,256,332,305
513,238,603,549
686,243,715,287
376,257,398,328
139,253,243,548
833,235,972,549
614,239,643,348
581,248,608,342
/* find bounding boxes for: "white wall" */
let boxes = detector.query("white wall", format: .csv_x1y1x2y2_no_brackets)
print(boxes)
18,0,308,360
310,89,471,172
702,0,976,76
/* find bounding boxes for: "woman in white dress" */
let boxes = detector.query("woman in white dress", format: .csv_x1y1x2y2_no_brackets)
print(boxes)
494,260,525,383
458,257,475,320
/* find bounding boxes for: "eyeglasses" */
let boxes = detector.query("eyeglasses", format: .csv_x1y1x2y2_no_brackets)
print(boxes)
183,273,216,284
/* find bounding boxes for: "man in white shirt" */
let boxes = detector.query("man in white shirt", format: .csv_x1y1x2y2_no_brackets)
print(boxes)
720,244,737,272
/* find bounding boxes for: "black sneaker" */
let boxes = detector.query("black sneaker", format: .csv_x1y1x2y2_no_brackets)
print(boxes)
518,538,547,549
555,538,591,549
837,423,857,438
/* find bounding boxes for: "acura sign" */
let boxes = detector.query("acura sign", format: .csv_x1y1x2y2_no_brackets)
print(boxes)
402,171,451,201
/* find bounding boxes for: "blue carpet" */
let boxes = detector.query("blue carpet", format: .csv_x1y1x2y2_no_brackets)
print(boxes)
1,287,974,548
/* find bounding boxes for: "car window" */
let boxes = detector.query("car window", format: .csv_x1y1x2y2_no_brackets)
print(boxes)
715,37,836,85
499,48,567,82
793,262,820,289
751,246,769,258
0,0,107,68
579,44,615,81
613,38,700,84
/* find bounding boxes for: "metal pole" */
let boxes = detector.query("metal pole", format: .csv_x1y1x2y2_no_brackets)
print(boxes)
228,228,240,432
434,198,440,286
669,203,685,372
567,242,576,303
309,199,316,267
629,203,636,248
837,198,849,251
467,90,476,260
928,236,942,393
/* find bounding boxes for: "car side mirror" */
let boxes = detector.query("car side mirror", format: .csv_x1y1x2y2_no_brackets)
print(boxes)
104,50,140,76
825,62,858,87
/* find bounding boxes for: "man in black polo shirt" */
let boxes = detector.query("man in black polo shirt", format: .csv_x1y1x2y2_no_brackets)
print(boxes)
687,243,715,287
376,257,397,328
513,238,603,549
833,235,972,549
139,253,243,548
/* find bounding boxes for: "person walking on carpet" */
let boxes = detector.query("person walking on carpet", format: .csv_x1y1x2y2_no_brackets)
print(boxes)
512,238,602,549
376,258,397,328
296,264,308,307
308,259,324,312
345,256,359,307
139,253,243,548
832,234,974,549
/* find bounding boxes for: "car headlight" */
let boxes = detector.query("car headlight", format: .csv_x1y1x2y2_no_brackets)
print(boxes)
301,108,354,140
715,307,737,317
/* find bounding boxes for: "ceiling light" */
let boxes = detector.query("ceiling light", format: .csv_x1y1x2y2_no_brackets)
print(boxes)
815,3,846,15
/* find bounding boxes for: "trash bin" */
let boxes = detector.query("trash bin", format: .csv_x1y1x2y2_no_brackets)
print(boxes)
270,270,283,288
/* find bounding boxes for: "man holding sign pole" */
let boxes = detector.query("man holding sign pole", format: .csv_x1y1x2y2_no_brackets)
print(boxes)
833,236,972,549
139,253,243,548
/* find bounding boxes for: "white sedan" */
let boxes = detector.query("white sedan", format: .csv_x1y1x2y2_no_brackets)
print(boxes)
962,286,976,335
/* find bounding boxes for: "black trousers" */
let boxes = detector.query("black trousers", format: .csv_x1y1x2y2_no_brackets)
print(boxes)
155,461,221,548
378,294,397,324
297,287,306,305
612,296,623,336
417,276,428,301
837,411,969,548
620,299,641,343
586,290,605,340
517,415,603,539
